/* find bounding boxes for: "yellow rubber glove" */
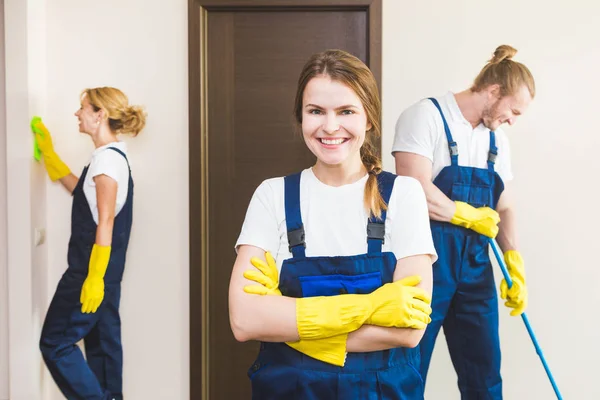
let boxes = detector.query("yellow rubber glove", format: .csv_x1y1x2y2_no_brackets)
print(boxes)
243,252,281,296
244,252,432,363
286,334,348,367
244,253,432,338
500,250,528,316
80,244,111,314
296,275,431,340
30,116,71,181
288,276,433,366
364,276,432,327
450,201,500,238
244,253,348,366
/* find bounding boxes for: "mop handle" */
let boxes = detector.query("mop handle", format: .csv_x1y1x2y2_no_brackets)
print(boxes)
489,239,563,400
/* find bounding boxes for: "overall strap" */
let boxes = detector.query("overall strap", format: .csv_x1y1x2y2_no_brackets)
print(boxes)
284,173,306,258
428,98,458,166
107,146,130,168
106,146,132,185
487,131,498,171
367,171,396,253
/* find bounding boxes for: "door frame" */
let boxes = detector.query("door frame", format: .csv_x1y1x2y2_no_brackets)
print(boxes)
188,1,381,398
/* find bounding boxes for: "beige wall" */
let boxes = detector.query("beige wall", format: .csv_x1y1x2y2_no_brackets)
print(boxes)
3,0,598,399
42,0,190,399
4,0,46,398
5,0,189,399
382,1,600,399
0,0,8,397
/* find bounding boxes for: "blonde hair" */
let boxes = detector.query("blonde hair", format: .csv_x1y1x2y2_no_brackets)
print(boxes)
82,87,147,136
293,49,386,219
471,45,536,99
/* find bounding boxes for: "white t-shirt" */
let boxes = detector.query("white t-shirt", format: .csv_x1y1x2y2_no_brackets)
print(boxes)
83,142,130,224
235,168,437,272
391,92,513,183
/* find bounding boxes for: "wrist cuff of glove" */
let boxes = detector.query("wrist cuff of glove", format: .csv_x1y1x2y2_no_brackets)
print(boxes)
43,152,71,181
286,333,348,367
296,295,370,340
450,201,473,228
503,250,525,278
88,244,111,278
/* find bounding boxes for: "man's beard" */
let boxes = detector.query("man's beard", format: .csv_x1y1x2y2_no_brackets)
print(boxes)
481,98,501,130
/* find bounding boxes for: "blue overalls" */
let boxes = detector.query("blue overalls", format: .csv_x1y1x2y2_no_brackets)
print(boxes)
419,98,505,399
248,171,424,400
40,147,133,400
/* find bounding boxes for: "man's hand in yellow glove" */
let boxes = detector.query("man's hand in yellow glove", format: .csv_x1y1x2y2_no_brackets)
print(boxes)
80,244,111,314
30,116,71,181
450,201,500,238
500,250,527,316
243,252,348,366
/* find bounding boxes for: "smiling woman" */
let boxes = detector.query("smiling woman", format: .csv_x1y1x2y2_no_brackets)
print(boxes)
300,77,370,176
228,49,438,399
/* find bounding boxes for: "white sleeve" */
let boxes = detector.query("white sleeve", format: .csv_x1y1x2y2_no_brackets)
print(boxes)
495,129,514,182
388,176,438,263
235,179,281,255
391,101,439,162
87,149,128,185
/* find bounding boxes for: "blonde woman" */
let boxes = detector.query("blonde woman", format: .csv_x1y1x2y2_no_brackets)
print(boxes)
33,87,145,400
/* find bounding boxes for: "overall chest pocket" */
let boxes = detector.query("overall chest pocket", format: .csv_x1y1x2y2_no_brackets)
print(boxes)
299,272,382,297
451,183,493,208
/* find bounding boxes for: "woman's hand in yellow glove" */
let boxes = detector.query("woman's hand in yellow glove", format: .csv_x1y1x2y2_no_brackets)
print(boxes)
80,244,111,313
30,116,71,181
30,116,57,154
365,276,432,329
243,251,347,366
500,250,528,316
243,252,433,331
243,251,282,296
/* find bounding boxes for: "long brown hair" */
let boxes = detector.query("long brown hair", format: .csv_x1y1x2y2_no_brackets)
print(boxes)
471,45,536,99
293,49,386,218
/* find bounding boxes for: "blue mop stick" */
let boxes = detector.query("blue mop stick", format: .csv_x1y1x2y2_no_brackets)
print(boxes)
489,239,563,400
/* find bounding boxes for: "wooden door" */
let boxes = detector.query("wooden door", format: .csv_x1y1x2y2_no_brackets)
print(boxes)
189,1,381,398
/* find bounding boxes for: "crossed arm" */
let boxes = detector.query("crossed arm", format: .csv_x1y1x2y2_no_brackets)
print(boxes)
228,245,433,350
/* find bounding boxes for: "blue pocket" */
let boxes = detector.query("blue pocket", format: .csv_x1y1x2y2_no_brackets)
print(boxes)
299,272,382,297
451,183,492,208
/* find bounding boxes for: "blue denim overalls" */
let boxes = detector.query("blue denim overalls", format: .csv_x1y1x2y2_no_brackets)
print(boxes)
248,171,425,399
40,147,133,400
419,98,505,399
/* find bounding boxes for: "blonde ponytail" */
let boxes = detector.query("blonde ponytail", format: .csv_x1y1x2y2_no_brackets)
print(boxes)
472,45,535,98
82,87,147,136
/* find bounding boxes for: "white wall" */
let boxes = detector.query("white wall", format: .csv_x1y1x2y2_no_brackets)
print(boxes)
5,0,190,399
42,1,190,399
4,0,46,398
0,1,8,397
382,1,600,399
5,1,597,399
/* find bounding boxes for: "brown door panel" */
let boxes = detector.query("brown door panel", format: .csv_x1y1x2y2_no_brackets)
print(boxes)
190,2,381,398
